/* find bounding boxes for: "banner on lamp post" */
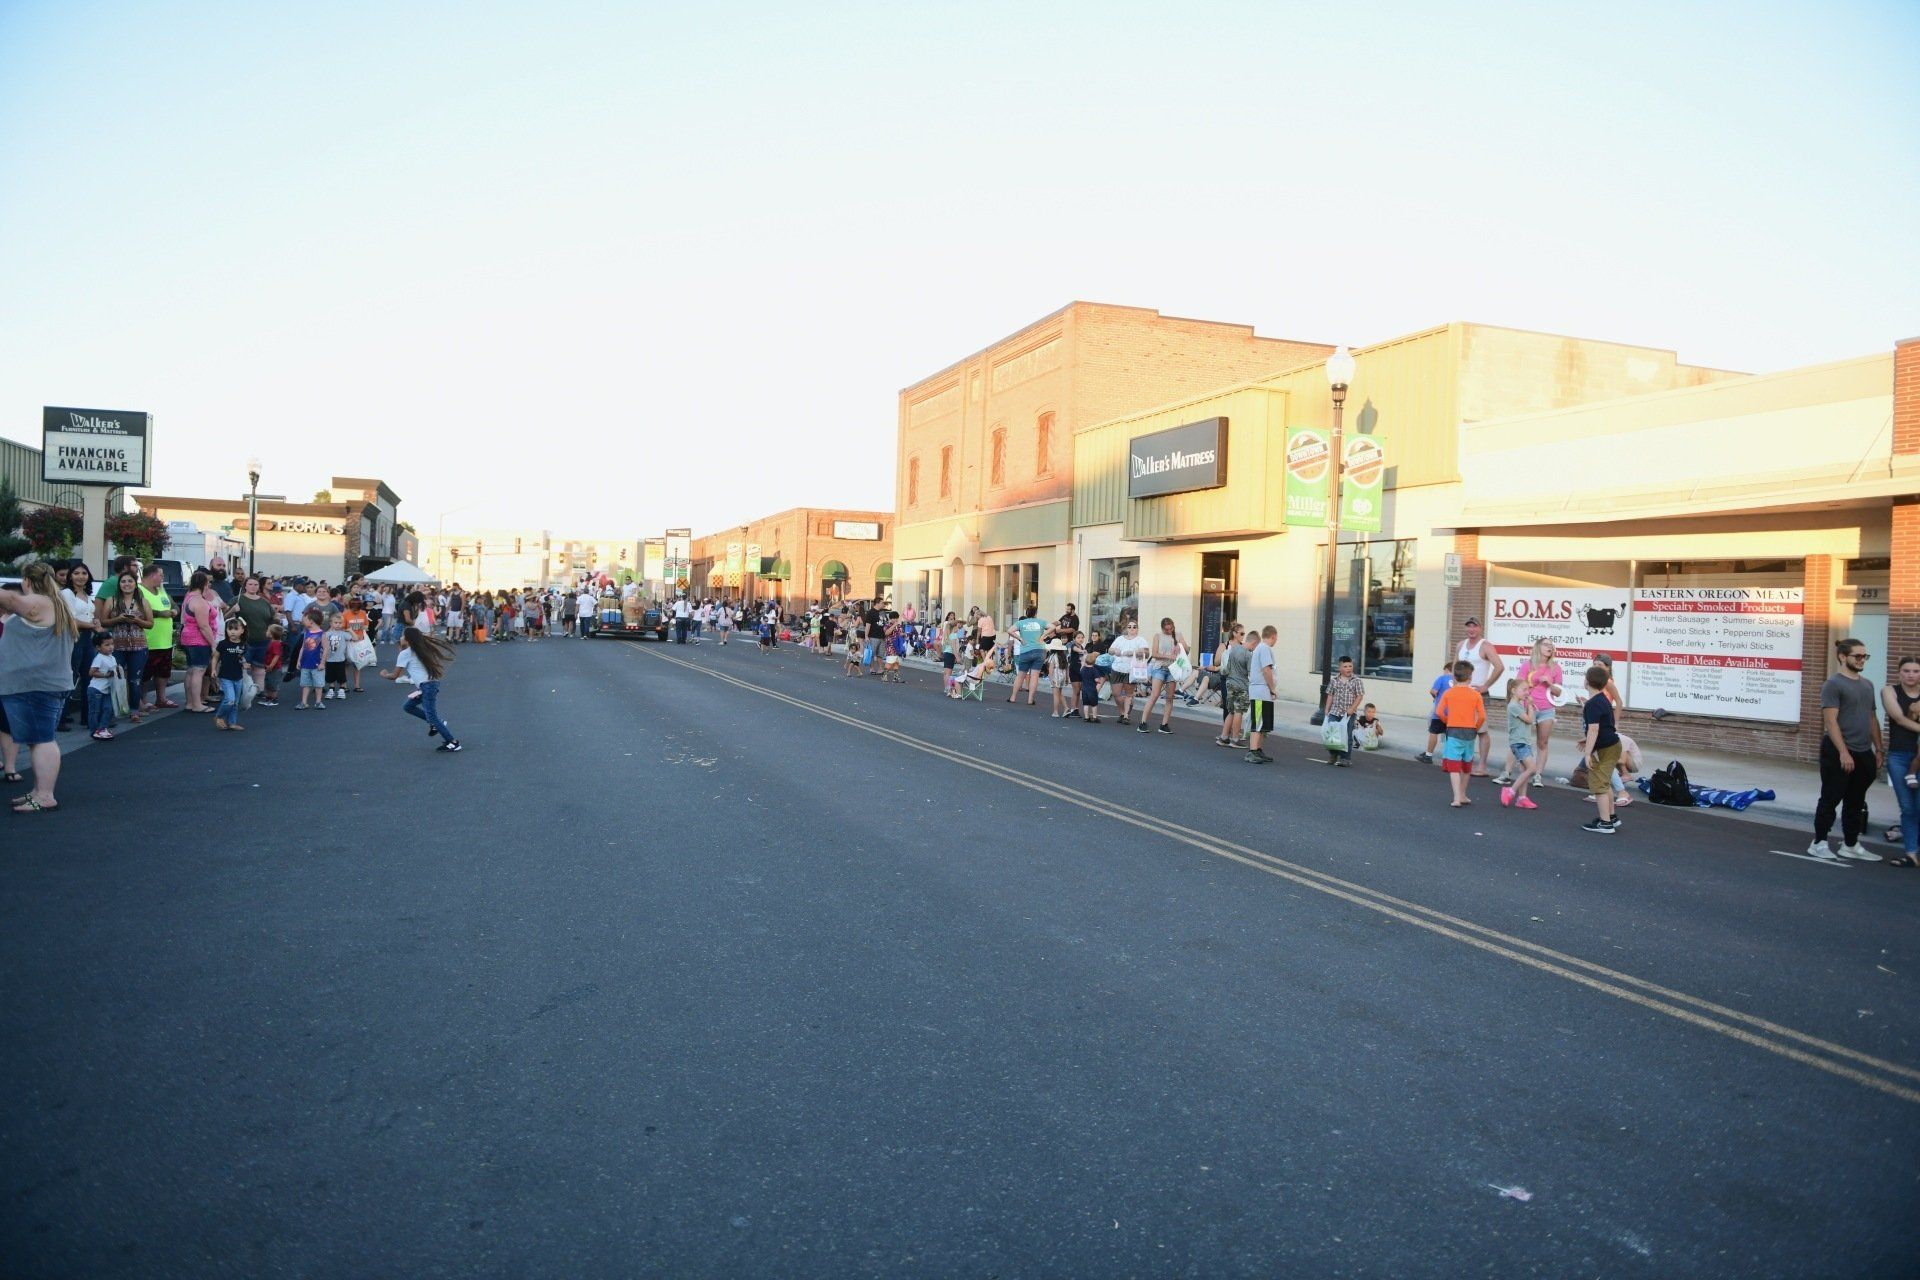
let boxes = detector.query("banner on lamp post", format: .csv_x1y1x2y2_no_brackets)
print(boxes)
1282,427,1331,528
1339,434,1386,534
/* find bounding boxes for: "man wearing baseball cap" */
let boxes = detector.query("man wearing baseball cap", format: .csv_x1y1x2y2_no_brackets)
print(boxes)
1455,616,1505,777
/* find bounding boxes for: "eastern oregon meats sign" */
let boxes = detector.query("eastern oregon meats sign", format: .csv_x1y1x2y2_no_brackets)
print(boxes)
1127,417,1227,499
42,406,151,486
1485,585,1803,722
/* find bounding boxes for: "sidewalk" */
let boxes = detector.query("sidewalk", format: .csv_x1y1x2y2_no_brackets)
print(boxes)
884,649,1878,842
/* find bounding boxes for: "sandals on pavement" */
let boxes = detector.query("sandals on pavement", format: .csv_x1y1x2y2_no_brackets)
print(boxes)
2,772,21,784
1888,856,1919,868
11,796,58,814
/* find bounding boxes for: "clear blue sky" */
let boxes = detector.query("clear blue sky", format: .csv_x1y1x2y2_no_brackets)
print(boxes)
2,1,1915,538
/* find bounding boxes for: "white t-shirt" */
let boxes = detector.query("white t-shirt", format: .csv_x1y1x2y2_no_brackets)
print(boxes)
1249,642,1277,701
1457,637,1495,688
89,654,118,692
395,645,433,684
674,600,690,619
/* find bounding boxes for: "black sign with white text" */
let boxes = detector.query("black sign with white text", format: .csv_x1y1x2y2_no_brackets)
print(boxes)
42,406,151,486
1127,417,1227,499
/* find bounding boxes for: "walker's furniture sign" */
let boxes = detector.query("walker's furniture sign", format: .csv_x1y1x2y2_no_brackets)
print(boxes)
42,406,151,486
1127,418,1227,499
1627,587,1803,723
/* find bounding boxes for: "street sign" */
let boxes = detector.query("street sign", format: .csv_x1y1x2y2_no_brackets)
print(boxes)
1443,553,1462,588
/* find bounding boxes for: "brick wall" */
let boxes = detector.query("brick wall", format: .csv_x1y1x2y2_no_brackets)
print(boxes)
1448,531,1485,646
1893,339,1920,682
1895,337,1919,455
1072,306,1332,432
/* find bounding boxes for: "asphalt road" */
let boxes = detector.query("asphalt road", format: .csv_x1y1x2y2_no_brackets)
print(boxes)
3,634,1916,1278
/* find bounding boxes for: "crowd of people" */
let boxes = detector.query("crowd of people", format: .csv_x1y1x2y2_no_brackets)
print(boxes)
0,556,469,812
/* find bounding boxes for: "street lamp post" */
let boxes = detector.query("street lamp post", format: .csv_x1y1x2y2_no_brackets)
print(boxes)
245,457,262,578
1317,345,1355,710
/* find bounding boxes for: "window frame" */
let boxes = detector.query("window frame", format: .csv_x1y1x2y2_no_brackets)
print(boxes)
989,426,1007,489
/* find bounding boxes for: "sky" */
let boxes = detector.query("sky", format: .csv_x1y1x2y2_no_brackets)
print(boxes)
1,1,1915,540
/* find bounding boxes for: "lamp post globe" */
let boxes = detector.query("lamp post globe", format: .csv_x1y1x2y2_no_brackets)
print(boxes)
244,457,263,577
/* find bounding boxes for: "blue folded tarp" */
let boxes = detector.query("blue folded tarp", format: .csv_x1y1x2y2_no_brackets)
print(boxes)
1635,779,1777,811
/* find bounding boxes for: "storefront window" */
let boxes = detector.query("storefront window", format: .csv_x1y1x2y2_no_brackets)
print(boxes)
1088,556,1140,641
1315,538,1416,681
916,568,943,618
996,563,1038,626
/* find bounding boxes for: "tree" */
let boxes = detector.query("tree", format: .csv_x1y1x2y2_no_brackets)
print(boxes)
0,478,29,566
313,489,333,503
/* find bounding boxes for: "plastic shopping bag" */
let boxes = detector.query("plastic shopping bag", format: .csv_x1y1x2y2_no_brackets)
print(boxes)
241,674,258,710
1321,714,1350,751
347,637,377,669
1168,652,1193,684
110,670,129,717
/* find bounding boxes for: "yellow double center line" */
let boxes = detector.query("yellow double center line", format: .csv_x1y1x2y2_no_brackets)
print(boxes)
640,645,1920,1105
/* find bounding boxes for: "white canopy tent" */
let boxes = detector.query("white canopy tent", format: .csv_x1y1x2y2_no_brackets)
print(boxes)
362,560,436,585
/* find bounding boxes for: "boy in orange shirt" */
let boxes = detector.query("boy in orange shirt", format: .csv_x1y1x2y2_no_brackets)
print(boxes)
1434,659,1487,807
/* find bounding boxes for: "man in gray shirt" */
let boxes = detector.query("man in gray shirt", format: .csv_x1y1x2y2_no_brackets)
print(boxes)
1810,637,1884,861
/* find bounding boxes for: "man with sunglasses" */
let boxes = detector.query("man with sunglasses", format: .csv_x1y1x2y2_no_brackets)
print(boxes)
1810,637,1884,861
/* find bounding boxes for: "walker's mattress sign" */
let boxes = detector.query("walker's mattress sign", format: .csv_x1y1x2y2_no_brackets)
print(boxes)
1485,587,1633,703
42,406,151,486
1127,417,1227,499
1627,587,1803,723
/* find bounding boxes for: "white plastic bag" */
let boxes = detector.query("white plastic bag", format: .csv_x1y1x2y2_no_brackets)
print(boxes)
110,669,129,717
241,673,258,710
1321,713,1350,751
347,637,377,669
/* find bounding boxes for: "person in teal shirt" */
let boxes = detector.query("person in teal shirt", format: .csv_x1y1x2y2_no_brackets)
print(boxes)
1007,606,1050,707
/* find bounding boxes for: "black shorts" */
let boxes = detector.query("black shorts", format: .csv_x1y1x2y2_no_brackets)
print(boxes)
1427,716,1447,736
325,660,348,683
1249,700,1275,735
941,652,956,669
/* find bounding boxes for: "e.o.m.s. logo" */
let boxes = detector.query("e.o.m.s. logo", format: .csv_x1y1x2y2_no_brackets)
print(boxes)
1285,430,1329,482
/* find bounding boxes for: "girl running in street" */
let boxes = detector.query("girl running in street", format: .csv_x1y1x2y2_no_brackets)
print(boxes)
380,627,461,752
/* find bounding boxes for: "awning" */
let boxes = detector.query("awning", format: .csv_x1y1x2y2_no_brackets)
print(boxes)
820,559,849,581
874,561,893,584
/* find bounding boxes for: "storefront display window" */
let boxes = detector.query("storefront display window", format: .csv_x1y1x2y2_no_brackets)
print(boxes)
1088,556,1139,641
996,563,1038,627
1315,538,1416,681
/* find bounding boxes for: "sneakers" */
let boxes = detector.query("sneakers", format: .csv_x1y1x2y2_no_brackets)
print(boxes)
1415,751,1433,764
1230,737,1248,749
91,729,113,741
1157,725,1172,735
1582,818,1616,835
1492,774,1514,786
1806,840,1840,861
1515,797,1538,810
1500,786,1514,807
1837,843,1881,862
1137,722,1151,733
1244,749,1272,765
437,740,461,752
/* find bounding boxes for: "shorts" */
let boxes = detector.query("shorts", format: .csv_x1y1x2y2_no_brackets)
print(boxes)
245,641,270,666
1150,664,1172,682
941,651,957,670
1249,699,1274,735
1508,741,1535,763
325,660,347,683
1588,743,1622,794
1441,734,1477,772
1533,705,1556,724
299,667,325,688
447,612,464,629
143,649,173,681
182,644,213,668
1015,650,1046,674
0,690,62,746
1225,687,1249,715
1427,716,1446,737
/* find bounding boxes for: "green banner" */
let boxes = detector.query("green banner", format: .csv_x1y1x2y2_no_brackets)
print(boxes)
1340,434,1386,533
1282,427,1331,528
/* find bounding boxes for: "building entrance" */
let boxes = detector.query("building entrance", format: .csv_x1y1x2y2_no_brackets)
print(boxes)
1199,551,1239,655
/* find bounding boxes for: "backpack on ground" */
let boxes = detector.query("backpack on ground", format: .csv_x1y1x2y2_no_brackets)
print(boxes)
1648,759,1694,807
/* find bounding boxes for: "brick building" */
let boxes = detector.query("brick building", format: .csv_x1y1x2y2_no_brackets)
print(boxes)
891,302,1333,622
691,507,893,608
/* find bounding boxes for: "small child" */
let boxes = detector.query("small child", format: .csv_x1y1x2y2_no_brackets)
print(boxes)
1578,663,1623,834
1354,702,1383,751
323,613,351,700
297,610,327,709
1418,662,1454,763
214,617,249,731
261,624,286,706
342,599,369,692
1046,639,1071,718
86,635,118,740
882,622,904,683
843,630,862,676
1499,678,1538,809
1078,641,1105,722
1434,660,1486,807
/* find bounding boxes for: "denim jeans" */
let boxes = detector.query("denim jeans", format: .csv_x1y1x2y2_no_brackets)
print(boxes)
402,679,452,740
1888,750,1919,855
217,677,243,725
87,687,114,733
